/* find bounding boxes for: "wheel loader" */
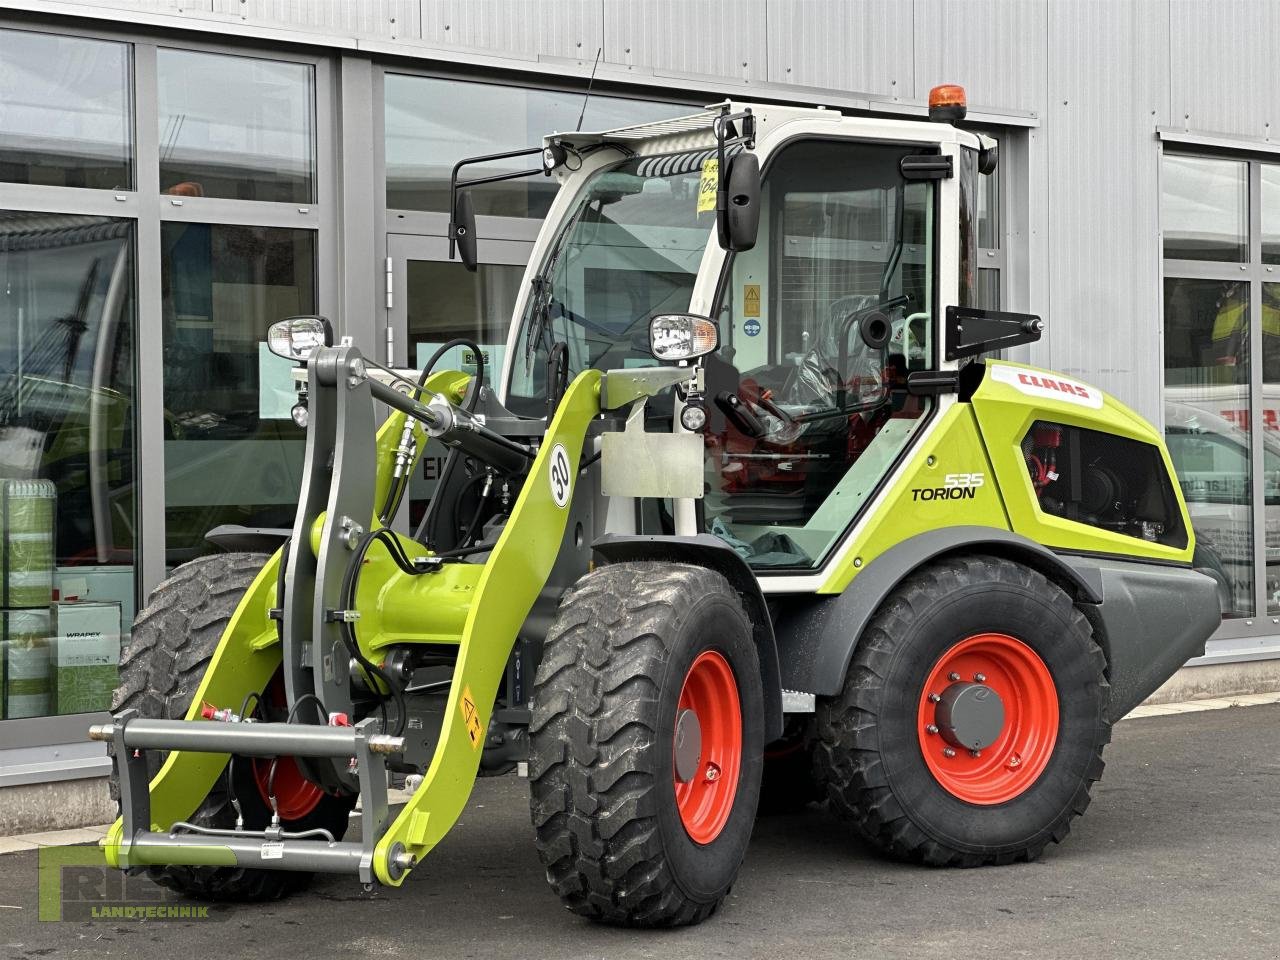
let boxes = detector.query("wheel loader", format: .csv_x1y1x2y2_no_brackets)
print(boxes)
94,84,1221,926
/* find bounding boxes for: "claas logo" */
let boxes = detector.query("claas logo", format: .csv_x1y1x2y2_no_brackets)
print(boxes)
1017,372,1091,400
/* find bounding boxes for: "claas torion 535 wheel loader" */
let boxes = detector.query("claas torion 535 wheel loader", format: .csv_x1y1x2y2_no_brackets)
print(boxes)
95,84,1220,926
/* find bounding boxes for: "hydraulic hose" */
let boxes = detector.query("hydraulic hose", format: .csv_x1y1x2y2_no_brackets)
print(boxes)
379,337,487,525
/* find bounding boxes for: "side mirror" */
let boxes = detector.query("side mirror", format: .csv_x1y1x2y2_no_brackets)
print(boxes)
451,189,478,273
718,152,761,253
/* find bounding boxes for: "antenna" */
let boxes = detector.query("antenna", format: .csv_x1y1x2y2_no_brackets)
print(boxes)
575,47,603,132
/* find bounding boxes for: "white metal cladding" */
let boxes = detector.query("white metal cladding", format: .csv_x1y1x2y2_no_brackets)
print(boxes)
765,0,914,97
420,0,600,61
1040,0,1170,427
209,0,421,40
602,0,770,84
912,0,1047,113
1169,0,1277,141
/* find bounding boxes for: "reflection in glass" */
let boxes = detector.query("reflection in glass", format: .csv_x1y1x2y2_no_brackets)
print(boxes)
405,259,525,526
158,49,315,203
384,75,686,217
1163,277,1252,618
0,212,136,718
161,224,315,560
1262,165,1280,265
977,268,1001,310
0,30,131,189
1260,283,1280,614
1162,154,1248,262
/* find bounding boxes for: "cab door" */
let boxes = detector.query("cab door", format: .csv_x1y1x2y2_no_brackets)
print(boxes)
703,137,941,571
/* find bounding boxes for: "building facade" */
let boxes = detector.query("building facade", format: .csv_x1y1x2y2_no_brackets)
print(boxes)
0,0,1276,817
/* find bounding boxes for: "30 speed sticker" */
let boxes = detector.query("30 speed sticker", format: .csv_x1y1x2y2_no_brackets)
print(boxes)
548,443,571,508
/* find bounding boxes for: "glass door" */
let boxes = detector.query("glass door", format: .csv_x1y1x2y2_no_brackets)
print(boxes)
386,233,531,528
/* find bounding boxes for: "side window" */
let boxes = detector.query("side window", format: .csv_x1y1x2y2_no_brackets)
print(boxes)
703,139,936,570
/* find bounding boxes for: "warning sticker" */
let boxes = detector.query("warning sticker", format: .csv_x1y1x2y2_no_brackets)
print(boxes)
743,283,761,317
697,158,719,214
460,685,483,750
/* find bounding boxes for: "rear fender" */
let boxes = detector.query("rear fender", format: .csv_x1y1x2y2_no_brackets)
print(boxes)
773,526,1103,697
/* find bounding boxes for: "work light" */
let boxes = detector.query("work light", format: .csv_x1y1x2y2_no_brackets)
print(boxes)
649,314,719,362
268,315,333,362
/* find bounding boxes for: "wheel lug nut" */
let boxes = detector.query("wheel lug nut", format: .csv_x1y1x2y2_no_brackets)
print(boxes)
974,673,986,683
948,672,960,681
928,693,941,703
925,724,939,735
704,762,721,783
943,747,956,758
969,749,981,758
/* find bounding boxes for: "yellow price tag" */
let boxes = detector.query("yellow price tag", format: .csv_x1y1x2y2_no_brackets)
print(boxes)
697,158,719,214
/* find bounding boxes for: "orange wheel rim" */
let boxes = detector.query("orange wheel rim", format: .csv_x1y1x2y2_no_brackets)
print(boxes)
917,633,1059,805
673,650,742,844
252,672,325,820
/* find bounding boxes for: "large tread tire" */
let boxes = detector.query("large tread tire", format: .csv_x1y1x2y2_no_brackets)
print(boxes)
815,554,1110,867
529,562,764,928
112,552,354,902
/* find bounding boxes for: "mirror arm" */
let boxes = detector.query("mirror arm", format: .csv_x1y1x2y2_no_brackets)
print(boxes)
447,147,544,260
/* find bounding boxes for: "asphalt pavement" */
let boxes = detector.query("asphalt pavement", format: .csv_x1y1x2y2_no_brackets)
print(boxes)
2,704,1279,960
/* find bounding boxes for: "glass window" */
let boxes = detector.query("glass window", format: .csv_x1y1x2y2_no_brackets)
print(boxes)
384,74,688,218
1162,155,1248,262
1163,277,1252,618
158,49,315,203
405,259,525,526
703,139,935,570
161,223,315,561
507,149,710,414
1261,164,1280,265
0,212,136,719
0,29,131,190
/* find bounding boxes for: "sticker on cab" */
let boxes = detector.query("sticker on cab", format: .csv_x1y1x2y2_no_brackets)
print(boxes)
697,158,719,214
989,365,1103,410
548,443,572,508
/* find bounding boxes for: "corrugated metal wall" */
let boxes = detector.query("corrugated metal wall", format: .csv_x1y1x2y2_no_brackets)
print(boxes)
35,0,1280,422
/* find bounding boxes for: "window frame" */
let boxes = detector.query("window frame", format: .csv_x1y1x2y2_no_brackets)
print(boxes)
0,15,335,749
1160,144,1280,652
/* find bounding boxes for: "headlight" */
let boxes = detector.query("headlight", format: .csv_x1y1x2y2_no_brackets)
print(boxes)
267,315,332,362
649,314,719,362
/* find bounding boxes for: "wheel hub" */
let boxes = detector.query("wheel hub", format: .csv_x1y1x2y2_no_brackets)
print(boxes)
917,633,1060,805
674,707,703,783
935,682,1005,751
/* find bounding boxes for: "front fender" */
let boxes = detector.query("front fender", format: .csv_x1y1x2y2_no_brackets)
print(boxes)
592,533,784,742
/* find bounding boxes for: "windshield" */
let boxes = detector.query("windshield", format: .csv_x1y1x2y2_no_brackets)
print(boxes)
506,150,716,415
